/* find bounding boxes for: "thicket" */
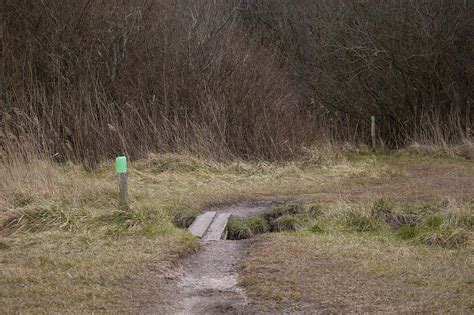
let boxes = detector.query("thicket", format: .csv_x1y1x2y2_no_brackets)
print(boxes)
1,0,472,165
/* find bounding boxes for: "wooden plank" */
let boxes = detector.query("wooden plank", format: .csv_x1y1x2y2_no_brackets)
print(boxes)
188,211,216,238
202,213,231,241
118,173,128,208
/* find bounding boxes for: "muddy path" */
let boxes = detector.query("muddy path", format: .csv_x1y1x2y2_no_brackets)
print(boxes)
179,240,252,314
142,199,291,314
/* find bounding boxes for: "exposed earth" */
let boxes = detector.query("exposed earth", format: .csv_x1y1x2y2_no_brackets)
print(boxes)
141,201,288,314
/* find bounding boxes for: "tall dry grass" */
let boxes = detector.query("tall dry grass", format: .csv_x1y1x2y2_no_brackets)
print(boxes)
0,0,318,166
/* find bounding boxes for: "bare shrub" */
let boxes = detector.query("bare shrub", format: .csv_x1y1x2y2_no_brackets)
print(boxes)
0,0,317,164
1,1,472,163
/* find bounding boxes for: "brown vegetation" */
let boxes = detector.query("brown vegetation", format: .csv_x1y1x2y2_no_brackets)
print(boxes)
241,233,473,313
1,1,472,165
0,151,472,312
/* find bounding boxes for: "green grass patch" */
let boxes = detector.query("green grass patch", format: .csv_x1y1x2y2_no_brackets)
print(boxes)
343,211,380,232
227,218,253,240
397,226,424,240
308,221,325,233
307,204,324,217
272,215,305,232
425,214,444,228
245,216,270,234
170,206,200,228
264,203,305,222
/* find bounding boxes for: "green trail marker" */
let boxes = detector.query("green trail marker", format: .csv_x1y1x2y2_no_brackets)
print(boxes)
116,156,127,173
116,156,128,208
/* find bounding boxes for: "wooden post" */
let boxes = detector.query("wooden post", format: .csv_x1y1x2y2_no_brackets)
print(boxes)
116,156,128,208
371,115,376,150
118,173,128,208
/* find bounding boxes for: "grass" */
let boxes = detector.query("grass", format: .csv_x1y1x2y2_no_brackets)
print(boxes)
0,151,473,312
241,233,473,313
0,152,376,311
239,197,473,312
227,218,253,240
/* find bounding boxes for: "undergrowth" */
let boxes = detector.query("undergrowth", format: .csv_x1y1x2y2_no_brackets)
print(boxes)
314,198,473,249
0,153,471,312
228,199,473,249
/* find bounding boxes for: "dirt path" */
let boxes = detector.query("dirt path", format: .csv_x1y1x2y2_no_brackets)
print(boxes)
179,240,252,314
142,200,287,314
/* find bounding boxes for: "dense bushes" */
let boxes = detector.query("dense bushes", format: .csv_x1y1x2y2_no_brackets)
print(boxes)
243,0,473,146
1,1,472,164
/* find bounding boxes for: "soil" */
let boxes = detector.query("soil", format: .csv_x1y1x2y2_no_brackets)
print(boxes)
139,200,286,314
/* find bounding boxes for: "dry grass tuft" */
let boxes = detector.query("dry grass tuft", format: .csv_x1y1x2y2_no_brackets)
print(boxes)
406,139,474,160
454,139,474,160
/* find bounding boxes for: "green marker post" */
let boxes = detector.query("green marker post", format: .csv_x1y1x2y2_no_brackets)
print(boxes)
116,156,128,208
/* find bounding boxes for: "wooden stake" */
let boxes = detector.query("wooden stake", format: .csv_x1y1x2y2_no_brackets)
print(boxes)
116,156,128,208
371,115,376,150
118,173,128,208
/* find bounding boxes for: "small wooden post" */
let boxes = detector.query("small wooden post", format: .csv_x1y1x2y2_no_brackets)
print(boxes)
116,156,128,208
371,115,376,150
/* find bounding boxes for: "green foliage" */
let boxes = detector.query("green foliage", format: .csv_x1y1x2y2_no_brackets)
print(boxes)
308,222,325,233
171,207,200,228
227,218,253,240
397,226,424,240
344,212,379,232
371,198,393,218
425,214,443,229
372,200,449,228
226,216,270,240
265,204,305,222
245,216,270,234
307,204,324,217
272,215,304,232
